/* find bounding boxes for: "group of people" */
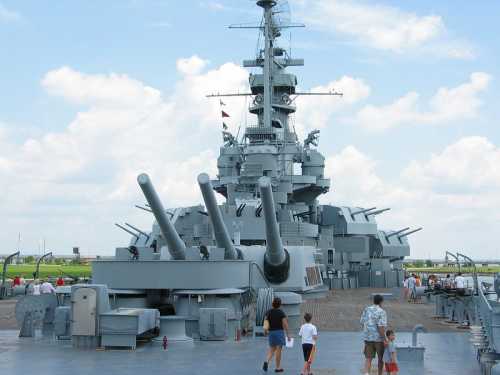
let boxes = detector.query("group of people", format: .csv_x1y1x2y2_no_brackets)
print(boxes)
262,297,318,374
360,295,398,375
404,272,469,302
261,295,398,375
30,279,58,295
12,275,64,295
402,273,421,302
438,272,467,295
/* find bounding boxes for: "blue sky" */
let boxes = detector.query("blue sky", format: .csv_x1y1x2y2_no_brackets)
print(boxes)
0,0,499,259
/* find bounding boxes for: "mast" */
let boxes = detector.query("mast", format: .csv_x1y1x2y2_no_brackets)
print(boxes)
258,0,276,129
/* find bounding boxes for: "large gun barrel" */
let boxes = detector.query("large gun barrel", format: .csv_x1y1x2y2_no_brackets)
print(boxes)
385,227,410,239
137,173,186,260
259,177,289,283
398,227,423,238
365,208,391,217
197,173,238,260
350,207,377,218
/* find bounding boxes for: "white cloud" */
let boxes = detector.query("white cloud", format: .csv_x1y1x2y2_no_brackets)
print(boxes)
42,67,162,107
321,137,500,259
354,72,491,131
291,0,474,59
176,55,209,76
294,75,370,136
403,136,500,193
0,3,20,23
205,1,225,11
323,145,385,205
0,57,249,254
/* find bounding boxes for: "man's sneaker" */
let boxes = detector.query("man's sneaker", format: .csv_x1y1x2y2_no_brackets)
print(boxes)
262,362,268,372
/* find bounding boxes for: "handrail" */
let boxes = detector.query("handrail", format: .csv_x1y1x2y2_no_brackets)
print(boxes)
249,261,271,291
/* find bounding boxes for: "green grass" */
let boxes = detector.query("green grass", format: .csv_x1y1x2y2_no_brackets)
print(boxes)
404,266,500,274
1,264,91,279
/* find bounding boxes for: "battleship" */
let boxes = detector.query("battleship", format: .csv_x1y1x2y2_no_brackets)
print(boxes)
0,1,497,374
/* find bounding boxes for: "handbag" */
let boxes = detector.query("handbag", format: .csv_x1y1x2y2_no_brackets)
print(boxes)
263,319,270,331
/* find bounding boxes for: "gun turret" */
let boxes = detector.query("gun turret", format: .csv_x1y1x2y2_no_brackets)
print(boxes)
259,177,289,284
137,173,186,260
197,173,238,260
365,208,391,217
385,227,410,239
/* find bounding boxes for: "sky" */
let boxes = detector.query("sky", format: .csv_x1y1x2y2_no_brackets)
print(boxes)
0,0,499,259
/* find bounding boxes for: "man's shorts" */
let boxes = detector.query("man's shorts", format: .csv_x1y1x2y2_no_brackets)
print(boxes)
363,341,384,359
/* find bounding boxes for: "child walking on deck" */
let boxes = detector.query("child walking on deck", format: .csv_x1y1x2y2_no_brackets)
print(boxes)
299,313,318,375
383,330,398,375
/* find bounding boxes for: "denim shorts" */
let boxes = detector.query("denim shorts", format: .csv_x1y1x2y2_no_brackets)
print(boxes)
268,330,286,347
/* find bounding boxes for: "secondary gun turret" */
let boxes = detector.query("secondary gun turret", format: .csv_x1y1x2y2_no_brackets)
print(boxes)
137,173,186,260
197,173,239,260
259,177,289,283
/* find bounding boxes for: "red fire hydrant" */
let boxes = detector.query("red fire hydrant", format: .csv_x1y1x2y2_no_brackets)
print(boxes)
162,336,168,350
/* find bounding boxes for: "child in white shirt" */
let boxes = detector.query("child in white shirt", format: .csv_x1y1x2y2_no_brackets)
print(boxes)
299,313,318,375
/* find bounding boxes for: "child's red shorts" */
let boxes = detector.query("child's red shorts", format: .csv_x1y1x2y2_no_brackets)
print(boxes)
385,362,399,372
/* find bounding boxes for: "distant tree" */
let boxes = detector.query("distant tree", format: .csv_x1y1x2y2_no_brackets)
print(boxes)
54,258,65,265
425,259,433,267
414,260,425,268
24,256,35,264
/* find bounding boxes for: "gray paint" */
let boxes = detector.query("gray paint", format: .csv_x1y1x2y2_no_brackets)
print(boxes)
198,173,237,260
258,177,286,266
137,173,186,260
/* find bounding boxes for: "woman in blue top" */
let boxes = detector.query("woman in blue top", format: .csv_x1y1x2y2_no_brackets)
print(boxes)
262,297,291,373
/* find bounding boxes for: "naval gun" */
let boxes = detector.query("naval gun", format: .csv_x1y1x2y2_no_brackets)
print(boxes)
259,177,290,284
137,173,186,260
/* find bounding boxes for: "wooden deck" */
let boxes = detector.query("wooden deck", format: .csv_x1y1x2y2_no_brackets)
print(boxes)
301,288,458,332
